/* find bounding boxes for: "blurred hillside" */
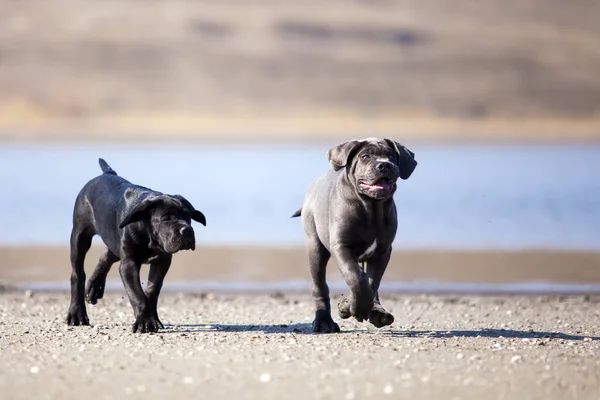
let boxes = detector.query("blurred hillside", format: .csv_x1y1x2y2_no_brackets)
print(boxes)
0,0,599,142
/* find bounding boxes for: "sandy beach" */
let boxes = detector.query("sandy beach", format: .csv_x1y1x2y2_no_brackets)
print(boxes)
2,247,599,398
1,291,599,400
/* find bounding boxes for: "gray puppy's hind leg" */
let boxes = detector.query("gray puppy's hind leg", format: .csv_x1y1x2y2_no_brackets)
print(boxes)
86,248,119,305
306,236,339,333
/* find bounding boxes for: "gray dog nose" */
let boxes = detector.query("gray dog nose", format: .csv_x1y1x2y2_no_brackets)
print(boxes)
376,162,390,171
180,226,192,236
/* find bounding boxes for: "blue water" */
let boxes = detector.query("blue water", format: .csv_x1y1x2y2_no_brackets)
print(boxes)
1,142,599,250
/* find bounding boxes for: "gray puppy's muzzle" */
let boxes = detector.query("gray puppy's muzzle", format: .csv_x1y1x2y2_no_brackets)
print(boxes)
375,160,395,173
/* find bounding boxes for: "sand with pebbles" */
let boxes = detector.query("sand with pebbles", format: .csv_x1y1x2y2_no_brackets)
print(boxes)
1,291,599,400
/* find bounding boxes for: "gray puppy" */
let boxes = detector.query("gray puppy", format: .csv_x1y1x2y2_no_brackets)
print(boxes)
292,138,417,333
66,159,206,333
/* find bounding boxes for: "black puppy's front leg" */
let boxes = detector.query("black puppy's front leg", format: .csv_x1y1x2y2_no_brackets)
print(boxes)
365,248,395,328
145,254,172,330
119,259,161,333
332,246,374,322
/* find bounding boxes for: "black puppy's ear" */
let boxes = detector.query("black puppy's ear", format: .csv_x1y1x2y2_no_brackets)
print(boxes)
386,139,417,180
173,195,207,226
327,140,365,171
191,210,207,226
119,199,155,229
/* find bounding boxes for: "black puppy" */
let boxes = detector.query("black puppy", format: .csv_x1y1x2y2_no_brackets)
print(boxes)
66,159,206,333
292,138,417,333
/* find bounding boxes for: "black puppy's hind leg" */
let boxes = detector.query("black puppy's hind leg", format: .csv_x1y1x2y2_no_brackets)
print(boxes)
66,220,94,326
145,254,172,330
86,248,119,304
307,235,339,333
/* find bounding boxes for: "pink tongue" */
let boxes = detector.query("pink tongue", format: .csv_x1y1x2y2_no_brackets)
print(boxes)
362,183,389,190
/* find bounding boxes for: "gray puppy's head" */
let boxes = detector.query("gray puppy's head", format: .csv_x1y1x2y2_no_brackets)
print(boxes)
119,192,207,253
328,137,417,200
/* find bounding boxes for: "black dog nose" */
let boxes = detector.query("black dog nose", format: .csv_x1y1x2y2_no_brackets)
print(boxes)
180,226,192,236
376,162,389,171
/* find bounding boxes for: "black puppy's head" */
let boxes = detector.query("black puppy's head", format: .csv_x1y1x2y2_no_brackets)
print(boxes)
328,137,417,200
119,192,206,254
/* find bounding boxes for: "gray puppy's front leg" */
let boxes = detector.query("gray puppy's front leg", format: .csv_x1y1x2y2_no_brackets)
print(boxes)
338,249,395,328
331,246,374,322
365,249,395,328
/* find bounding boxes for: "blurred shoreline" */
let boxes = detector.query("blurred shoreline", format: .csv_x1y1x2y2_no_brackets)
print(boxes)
1,114,600,144
2,245,600,288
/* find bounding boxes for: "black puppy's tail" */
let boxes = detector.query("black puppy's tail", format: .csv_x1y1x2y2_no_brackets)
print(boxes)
98,158,117,175
291,208,302,218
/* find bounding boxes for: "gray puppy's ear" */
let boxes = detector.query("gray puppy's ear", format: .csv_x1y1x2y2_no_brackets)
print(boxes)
119,198,156,229
173,195,207,226
386,139,418,180
327,140,365,171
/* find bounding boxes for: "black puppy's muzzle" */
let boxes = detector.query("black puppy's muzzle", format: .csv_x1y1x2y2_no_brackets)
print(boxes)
179,226,196,251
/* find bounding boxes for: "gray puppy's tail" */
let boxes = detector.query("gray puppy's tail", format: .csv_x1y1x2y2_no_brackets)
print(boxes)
291,208,302,218
98,158,117,175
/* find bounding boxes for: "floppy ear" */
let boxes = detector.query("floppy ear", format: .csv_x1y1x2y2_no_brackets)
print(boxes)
327,140,365,171
386,139,417,180
173,195,207,226
119,198,155,229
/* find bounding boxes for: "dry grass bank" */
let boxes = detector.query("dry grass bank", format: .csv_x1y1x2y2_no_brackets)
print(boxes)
0,0,599,142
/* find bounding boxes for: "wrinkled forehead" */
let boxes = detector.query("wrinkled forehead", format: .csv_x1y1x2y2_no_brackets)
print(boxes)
152,196,184,214
355,138,394,157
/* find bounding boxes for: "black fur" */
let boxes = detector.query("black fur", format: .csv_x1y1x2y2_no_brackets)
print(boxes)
66,159,206,333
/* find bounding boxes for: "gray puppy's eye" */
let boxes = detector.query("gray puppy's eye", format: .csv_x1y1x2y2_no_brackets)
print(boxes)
360,154,370,161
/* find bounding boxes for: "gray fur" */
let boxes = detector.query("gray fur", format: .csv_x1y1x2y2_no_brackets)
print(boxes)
292,138,417,333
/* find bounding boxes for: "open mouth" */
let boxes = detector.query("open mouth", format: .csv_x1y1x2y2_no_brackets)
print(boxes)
359,177,396,191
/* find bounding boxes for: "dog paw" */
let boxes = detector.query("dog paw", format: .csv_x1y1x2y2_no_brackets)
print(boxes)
337,296,352,319
132,315,162,334
153,315,165,330
66,305,90,326
338,288,374,323
369,305,395,328
85,278,106,305
312,310,340,333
